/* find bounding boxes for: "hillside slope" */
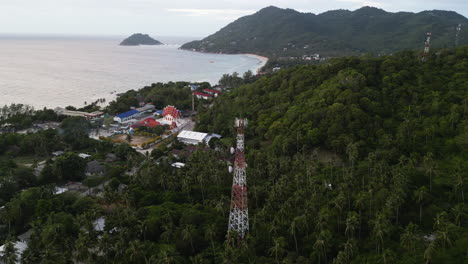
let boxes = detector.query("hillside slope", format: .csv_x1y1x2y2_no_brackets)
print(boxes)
181,6,468,57
194,46,468,262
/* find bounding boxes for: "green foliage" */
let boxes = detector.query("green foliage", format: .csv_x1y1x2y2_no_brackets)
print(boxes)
181,6,468,57
1,46,467,263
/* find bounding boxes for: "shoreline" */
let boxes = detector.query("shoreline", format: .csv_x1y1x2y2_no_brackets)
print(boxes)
179,48,269,74
243,53,269,73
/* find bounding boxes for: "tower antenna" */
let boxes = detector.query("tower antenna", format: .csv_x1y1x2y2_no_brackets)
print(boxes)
228,118,249,243
455,24,462,46
422,32,432,62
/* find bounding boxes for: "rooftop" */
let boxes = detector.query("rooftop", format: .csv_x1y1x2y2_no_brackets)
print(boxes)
116,109,139,119
177,130,208,141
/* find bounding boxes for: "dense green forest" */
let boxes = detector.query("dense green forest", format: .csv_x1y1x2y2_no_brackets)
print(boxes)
181,6,468,57
0,46,467,263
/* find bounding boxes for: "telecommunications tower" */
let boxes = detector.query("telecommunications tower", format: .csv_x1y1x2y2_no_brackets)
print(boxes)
228,118,249,241
455,24,461,46
422,32,432,62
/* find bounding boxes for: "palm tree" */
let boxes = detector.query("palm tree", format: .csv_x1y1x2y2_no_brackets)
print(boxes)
181,224,196,252
372,212,391,254
160,222,175,243
400,222,418,252
268,237,286,264
0,239,18,264
424,240,437,264
289,215,305,253
74,231,92,263
205,224,217,256
451,203,465,227
127,240,146,263
423,153,435,191
433,211,447,230
453,171,465,202
414,186,428,224
345,212,359,239
344,239,356,261
313,229,331,264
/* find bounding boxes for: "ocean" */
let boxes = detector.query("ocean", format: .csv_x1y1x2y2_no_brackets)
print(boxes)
0,35,266,109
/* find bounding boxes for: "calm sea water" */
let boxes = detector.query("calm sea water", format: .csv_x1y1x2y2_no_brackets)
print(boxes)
0,35,265,108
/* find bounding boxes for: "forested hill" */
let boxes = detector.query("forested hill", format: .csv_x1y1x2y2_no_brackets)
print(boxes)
181,6,468,57
196,46,468,263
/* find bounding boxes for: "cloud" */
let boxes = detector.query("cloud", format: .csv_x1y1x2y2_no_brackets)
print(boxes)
167,8,256,17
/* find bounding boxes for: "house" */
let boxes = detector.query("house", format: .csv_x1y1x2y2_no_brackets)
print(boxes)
192,91,213,100
203,89,221,97
52,150,65,157
113,109,139,123
86,160,105,176
162,105,181,123
171,162,186,169
85,111,105,120
177,130,222,145
78,153,92,159
188,84,199,91
136,103,156,114
140,117,160,128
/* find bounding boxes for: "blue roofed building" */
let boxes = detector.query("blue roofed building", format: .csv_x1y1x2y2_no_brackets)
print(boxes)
113,109,140,123
188,84,199,91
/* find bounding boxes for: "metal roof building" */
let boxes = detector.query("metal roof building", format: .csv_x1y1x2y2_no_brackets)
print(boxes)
113,109,139,123
177,130,222,145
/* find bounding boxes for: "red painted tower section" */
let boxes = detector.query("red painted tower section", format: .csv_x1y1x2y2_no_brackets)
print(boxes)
228,118,249,240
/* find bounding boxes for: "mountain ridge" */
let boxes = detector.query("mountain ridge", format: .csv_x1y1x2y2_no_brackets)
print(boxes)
181,6,468,57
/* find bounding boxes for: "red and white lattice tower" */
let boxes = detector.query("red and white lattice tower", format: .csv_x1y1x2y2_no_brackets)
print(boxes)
455,24,461,46
422,32,432,62
228,118,249,240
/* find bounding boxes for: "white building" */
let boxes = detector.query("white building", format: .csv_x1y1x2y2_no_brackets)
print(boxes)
177,130,221,145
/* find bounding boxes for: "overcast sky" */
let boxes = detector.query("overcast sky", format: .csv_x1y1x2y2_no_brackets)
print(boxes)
1,0,466,37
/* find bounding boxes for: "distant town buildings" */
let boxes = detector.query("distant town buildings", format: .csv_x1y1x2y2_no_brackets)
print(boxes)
114,103,156,123
54,108,104,120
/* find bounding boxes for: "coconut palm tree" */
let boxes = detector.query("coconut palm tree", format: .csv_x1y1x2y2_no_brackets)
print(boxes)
181,224,196,253
345,212,359,239
0,239,18,264
423,153,435,191
313,229,331,264
205,223,217,256
453,171,465,203
400,222,418,252
451,203,465,227
268,236,286,264
414,186,428,224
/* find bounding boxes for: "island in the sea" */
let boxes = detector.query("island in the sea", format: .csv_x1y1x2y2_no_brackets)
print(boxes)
120,33,162,46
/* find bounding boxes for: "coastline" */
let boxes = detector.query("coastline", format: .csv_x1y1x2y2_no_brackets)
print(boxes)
179,47,269,74
243,53,269,73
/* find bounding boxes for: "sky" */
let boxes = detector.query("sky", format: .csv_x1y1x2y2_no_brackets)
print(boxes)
1,0,467,38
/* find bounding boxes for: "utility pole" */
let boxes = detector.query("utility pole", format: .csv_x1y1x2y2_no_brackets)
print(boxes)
192,93,195,112
422,32,432,62
228,118,249,242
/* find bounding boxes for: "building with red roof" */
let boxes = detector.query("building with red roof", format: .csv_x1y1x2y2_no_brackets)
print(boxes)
203,89,221,97
140,117,160,128
192,91,213,100
162,105,181,123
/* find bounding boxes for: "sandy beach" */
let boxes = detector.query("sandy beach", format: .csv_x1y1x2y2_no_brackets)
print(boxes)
244,53,269,72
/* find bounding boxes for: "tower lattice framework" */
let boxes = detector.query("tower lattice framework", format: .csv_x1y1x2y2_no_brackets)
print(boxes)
422,32,432,62
228,118,249,240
